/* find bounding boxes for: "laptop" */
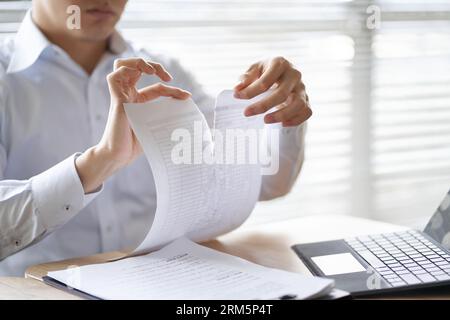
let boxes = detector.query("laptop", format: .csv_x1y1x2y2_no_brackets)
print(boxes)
292,188,450,297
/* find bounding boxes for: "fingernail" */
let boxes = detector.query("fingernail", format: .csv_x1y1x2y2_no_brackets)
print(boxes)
265,114,275,123
237,91,248,99
244,108,254,117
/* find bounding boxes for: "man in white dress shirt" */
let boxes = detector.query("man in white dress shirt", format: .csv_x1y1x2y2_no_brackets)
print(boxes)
0,0,312,276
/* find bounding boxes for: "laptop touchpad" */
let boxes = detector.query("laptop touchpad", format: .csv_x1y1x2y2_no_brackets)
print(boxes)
312,253,366,275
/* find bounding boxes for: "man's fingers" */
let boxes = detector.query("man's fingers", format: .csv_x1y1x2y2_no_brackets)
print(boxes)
244,68,302,116
243,74,296,117
147,62,173,82
293,80,307,100
138,83,191,102
264,94,309,124
234,64,260,92
281,105,312,127
281,109,312,127
114,58,173,82
236,59,288,99
263,95,298,123
107,66,141,84
114,58,155,75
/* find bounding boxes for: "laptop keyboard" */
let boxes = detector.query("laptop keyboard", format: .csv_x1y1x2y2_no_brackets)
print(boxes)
345,230,450,287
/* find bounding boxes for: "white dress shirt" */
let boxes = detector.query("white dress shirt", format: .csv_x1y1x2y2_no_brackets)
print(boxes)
0,12,306,276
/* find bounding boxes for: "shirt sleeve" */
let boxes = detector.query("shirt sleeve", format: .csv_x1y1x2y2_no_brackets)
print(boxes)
259,122,307,201
0,152,102,261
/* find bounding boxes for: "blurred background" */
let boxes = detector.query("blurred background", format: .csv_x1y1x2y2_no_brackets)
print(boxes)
1,0,450,228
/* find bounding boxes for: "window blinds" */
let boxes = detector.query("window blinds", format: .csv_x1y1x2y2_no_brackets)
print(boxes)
0,0,449,227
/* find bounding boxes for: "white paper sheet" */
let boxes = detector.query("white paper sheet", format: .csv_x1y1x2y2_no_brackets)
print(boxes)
48,238,334,300
123,90,267,254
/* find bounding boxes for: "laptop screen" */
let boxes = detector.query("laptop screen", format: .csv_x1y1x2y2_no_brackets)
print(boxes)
424,189,450,250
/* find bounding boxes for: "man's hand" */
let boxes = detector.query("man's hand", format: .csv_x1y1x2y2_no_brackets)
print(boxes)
76,58,191,193
101,58,190,167
234,57,312,127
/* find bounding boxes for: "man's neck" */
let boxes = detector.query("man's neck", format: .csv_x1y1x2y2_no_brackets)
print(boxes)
45,35,108,75
31,15,108,75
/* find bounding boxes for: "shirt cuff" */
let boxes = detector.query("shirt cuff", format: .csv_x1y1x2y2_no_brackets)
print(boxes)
30,153,103,230
267,122,306,155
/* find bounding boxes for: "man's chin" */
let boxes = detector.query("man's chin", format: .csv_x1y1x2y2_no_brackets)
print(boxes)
69,28,115,43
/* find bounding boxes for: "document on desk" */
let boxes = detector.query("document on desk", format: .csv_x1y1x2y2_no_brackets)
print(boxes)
45,92,337,300
47,238,334,300
122,90,267,254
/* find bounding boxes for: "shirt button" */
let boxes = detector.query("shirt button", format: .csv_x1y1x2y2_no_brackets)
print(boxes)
14,239,21,247
64,205,71,212
95,114,102,121
106,225,113,233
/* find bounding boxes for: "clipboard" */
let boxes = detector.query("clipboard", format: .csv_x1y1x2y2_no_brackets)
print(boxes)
42,276,101,300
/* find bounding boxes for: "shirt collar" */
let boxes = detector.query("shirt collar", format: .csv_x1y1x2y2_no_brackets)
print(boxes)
7,10,128,74
7,10,50,74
